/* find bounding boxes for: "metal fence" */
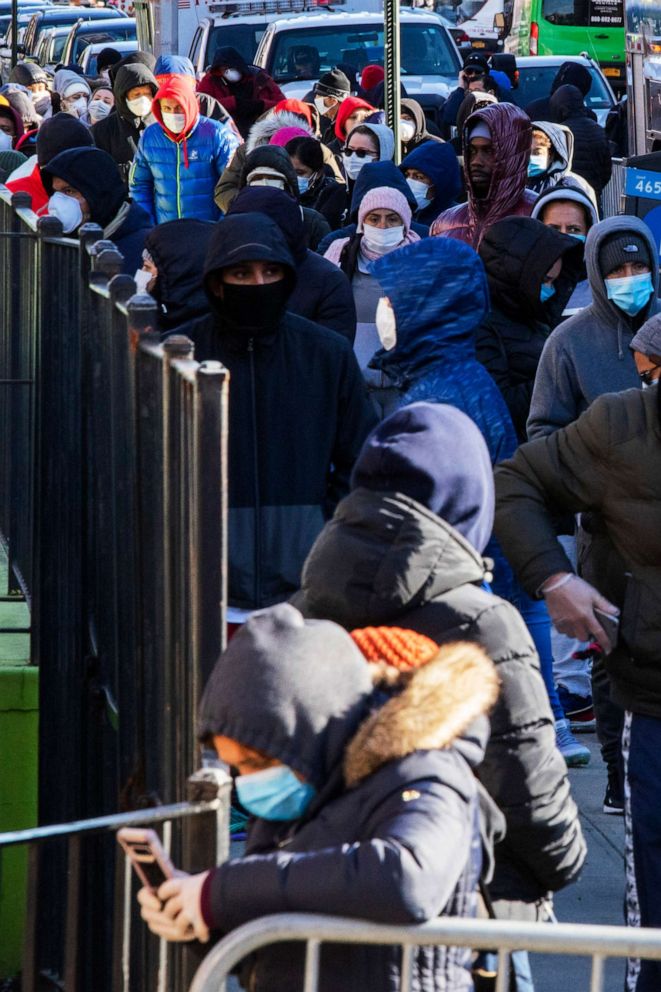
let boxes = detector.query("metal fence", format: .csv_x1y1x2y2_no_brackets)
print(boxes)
189,912,661,992
602,157,626,218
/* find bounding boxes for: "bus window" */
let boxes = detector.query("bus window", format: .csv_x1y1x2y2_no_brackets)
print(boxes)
542,0,623,28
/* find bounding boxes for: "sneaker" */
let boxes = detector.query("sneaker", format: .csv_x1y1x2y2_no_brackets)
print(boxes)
603,772,624,816
555,718,591,767
557,684,596,732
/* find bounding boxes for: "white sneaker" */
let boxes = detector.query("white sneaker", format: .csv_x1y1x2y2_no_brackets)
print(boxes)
555,718,591,767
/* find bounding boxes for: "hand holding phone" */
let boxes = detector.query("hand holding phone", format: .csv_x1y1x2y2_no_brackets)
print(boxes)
594,607,620,654
117,828,175,893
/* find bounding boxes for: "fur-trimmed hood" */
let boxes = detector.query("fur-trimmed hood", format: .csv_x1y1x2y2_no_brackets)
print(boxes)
345,641,498,786
246,110,314,153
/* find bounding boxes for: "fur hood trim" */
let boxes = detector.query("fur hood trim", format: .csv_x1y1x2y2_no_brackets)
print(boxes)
344,642,499,787
246,111,314,152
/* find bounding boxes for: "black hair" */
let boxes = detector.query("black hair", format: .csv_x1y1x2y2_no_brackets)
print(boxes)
345,124,379,153
285,135,323,172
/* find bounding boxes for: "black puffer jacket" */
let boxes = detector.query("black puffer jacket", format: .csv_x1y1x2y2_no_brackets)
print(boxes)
477,217,583,441
172,214,376,609
145,219,214,331
549,85,612,196
92,63,158,184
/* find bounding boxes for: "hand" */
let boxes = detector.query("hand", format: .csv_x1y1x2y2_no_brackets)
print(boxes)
138,871,210,943
542,573,619,653
458,70,469,89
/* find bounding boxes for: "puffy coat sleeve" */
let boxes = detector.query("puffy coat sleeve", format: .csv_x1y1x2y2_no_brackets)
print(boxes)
475,315,533,441
494,394,613,596
212,119,242,185
526,328,582,439
256,72,285,112
203,774,475,932
214,143,245,213
128,133,156,226
327,344,378,509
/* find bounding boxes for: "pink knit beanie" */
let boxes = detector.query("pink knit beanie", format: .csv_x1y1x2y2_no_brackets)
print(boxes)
357,186,412,233
269,126,312,147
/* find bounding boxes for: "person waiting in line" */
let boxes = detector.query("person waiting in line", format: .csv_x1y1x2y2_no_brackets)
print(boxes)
4,111,93,212
87,84,114,126
400,139,461,229
548,85,612,206
196,46,284,138
526,121,592,196
154,54,237,127
328,95,376,154
92,62,158,185
399,98,444,155
284,135,347,230
308,67,351,144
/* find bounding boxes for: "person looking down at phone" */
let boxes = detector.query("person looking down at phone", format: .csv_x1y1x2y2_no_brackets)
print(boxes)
494,365,661,989
137,603,501,992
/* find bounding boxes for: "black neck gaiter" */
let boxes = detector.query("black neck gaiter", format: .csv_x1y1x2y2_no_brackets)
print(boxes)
218,280,291,338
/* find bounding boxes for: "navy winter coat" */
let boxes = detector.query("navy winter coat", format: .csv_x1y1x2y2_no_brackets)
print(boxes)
400,140,461,226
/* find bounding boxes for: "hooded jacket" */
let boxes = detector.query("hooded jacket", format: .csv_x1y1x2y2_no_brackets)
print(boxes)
42,146,152,273
526,121,588,195
4,111,93,211
294,403,585,906
237,144,330,250
129,76,241,224
400,97,444,153
431,104,537,248
154,53,234,125
548,85,612,196
334,96,375,141
316,160,429,254
400,140,461,225
9,62,49,88
197,46,284,138
495,386,661,719
228,186,356,341
527,215,659,439
0,98,24,147
199,603,496,992
92,62,158,182
524,60,597,122
476,217,583,442
171,214,376,609
144,218,215,331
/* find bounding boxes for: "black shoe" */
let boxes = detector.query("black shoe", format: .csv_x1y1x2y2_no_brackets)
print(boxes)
603,774,624,815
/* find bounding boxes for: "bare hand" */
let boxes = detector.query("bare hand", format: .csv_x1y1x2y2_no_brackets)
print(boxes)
543,574,619,653
137,871,210,943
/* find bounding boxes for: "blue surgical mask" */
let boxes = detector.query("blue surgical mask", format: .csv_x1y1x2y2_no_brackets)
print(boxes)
570,233,586,243
605,272,654,316
297,175,310,194
527,153,548,177
540,282,556,302
235,764,316,821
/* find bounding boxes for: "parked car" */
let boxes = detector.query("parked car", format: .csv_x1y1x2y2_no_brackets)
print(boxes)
59,15,135,68
0,0,50,44
254,8,462,100
33,24,70,71
510,54,616,126
20,4,126,58
77,36,137,75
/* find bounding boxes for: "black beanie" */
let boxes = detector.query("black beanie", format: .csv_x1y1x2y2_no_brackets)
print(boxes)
315,68,351,99
96,47,122,74
599,232,652,277
36,112,94,167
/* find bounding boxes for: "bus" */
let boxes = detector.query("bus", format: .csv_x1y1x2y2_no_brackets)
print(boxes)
626,0,661,153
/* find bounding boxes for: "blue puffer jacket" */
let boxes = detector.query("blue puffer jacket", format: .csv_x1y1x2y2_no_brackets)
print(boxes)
129,76,241,224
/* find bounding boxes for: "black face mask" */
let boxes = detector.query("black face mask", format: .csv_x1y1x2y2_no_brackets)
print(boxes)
217,279,291,338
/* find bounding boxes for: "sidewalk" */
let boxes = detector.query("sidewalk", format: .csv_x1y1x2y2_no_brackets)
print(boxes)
532,734,626,990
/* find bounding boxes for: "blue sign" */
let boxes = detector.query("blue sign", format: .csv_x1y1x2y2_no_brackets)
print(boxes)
625,167,661,200
641,204,661,257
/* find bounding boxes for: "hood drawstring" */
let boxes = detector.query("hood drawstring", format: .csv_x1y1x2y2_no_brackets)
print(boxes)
183,133,189,169
617,322,624,360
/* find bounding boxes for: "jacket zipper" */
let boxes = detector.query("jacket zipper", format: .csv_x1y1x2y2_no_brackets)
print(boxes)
248,339,261,608
176,141,182,219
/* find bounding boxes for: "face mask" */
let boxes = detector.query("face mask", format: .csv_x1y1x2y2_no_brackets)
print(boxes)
100,69,111,83
249,177,286,189
375,296,397,350
540,282,556,302
315,95,332,116
219,279,290,336
342,152,368,180
134,268,153,293
65,96,88,117
223,68,242,83
297,175,310,194
407,177,431,210
88,100,111,122
33,93,51,116
605,272,654,316
127,95,153,119
48,191,83,234
161,111,186,133
362,224,405,254
235,765,316,821
0,130,11,151
570,233,586,243
527,153,548,177
400,119,416,142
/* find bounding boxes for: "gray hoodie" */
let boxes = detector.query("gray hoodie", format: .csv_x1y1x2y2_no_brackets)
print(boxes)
527,214,659,439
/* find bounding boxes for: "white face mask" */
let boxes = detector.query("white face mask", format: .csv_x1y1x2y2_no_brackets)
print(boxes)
314,95,333,116
407,177,431,210
88,99,111,122
162,111,186,134
375,296,397,350
48,191,83,234
134,267,153,294
342,152,368,181
64,96,88,117
400,119,416,142
362,223,405,254
223,68,242,83
127,95,153,119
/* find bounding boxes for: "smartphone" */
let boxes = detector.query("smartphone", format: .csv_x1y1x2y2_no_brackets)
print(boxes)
117,828,175,892
594,608,620,650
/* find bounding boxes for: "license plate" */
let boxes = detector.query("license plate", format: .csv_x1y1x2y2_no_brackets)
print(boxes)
472,40,486,47
604,67,621,76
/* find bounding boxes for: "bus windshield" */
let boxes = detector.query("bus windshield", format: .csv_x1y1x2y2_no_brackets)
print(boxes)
269,22,460,83
207,23,268,67
542,0,623,28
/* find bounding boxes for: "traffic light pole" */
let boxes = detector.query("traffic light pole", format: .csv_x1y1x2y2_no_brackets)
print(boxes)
384,0,401,164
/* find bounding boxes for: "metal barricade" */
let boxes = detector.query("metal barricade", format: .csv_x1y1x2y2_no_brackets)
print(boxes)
602,157,626,217
189,912,661,992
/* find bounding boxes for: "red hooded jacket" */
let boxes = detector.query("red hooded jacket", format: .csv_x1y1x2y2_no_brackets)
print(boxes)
431,103,537,248
334,96,375,141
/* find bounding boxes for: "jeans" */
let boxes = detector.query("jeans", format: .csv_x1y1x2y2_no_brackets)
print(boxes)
511,588,565,722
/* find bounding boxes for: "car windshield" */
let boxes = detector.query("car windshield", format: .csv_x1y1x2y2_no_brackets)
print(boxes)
269,22,460,83
207,22,268,67
542,0,623,27
71,23,135,62
511,64,613,109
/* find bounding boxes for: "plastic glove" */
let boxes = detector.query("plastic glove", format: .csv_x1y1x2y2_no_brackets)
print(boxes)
138,871,210,943
543,573,619,653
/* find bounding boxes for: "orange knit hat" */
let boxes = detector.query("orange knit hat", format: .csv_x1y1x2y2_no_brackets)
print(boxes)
350,626,439,672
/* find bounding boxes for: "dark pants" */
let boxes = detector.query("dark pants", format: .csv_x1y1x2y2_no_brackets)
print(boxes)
628,713,661,991
592,651,624,776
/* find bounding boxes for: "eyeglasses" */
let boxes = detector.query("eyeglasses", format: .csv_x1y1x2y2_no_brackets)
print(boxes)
639,364,661,385
342,147,377,159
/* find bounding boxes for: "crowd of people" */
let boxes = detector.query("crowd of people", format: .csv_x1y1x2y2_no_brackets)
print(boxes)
2,38,659,992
